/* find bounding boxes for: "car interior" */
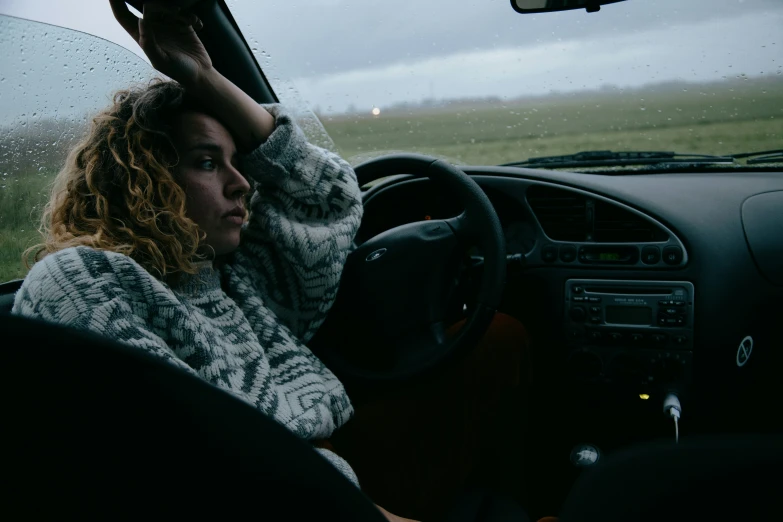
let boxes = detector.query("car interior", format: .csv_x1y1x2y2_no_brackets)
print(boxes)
1,0,782,520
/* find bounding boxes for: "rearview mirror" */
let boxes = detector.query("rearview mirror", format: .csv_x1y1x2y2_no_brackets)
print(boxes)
510,0,626,14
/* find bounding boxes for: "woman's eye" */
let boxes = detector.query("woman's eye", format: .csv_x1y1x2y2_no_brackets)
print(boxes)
198,159,216,170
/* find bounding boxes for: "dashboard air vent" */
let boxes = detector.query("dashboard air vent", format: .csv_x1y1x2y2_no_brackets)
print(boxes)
527,184,669,243
526,185,588,241
593,201,669,242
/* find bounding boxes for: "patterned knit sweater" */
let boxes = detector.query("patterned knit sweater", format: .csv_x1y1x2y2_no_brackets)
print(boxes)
12,105,363,486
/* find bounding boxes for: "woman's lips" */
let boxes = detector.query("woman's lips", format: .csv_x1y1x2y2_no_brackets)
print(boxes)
223,206,246,225
224,214,245,225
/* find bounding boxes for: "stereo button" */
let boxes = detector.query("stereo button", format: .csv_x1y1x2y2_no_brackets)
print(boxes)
559,245,577,263
570,307,587,322
542,245,557,262
641,246,661,265
658,315,680,326
663,246,684,265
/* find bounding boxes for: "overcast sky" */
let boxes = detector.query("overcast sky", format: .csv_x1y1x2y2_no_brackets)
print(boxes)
1,0,781,118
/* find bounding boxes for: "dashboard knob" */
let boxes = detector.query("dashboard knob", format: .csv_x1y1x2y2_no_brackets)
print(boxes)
570,306,587,322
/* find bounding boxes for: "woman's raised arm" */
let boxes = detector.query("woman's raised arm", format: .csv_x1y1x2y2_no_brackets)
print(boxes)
109,0,274,151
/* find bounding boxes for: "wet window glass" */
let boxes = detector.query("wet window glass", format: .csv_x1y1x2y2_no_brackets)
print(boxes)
0,15,156,282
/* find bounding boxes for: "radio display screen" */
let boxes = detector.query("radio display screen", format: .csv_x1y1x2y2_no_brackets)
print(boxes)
605,306,653,325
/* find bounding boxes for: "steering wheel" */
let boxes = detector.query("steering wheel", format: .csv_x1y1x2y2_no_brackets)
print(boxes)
315,154,506,383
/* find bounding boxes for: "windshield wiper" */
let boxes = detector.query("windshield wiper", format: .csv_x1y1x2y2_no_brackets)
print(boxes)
729,149,783,165
501,150,736,169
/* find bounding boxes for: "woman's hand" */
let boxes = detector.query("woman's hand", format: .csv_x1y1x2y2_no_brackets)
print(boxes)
109,0,211,88
375,504,420,522
108,0,275,149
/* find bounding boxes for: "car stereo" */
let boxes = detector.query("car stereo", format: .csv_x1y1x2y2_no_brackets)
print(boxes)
565,279,694,348
563,279,695,388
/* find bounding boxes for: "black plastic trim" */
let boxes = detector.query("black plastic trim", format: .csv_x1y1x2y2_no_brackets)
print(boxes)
509,0,626,15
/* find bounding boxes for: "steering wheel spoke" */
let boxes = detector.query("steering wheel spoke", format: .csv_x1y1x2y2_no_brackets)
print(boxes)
444,213,472,242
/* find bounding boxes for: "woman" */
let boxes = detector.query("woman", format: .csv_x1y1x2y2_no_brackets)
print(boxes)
12,2,417,521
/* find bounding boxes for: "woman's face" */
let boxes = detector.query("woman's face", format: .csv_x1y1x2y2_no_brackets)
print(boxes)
173,111,251,257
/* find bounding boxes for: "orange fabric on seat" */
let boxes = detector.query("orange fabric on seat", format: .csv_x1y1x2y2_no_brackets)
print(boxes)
330,312,529,521
312,438,336,452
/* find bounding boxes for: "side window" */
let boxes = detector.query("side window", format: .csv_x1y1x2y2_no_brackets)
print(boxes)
0,15,157,283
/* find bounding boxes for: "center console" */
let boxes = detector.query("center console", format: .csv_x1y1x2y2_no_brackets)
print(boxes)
563,279,694,393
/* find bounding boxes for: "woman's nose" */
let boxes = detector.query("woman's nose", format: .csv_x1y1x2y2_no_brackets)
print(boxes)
225,164,251,199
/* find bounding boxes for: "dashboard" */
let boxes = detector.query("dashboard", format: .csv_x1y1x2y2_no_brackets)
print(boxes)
357,165,783,427
359,172,689,270
357,181,539,255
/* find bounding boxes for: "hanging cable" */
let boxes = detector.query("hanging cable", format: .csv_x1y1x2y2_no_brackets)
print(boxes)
663,393,682,444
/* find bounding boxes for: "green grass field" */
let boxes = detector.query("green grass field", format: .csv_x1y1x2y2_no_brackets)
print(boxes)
1,77,782,283
322,77,783,165
0,171,53,282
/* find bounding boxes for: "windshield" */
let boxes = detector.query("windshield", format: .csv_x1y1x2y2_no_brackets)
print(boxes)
0,0,781,283
227,0,782,166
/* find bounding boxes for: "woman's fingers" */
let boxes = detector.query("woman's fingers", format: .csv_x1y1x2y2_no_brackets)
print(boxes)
108,0,140,41
374,504,421,522
141,1,177,18
141,2,201,33
108,1,185,44
136,12,160,57
174,14,202,34
181,11,200,27
132,1,212,84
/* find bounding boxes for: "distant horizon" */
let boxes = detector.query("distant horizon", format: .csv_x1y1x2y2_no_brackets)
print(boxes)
315,74,783,119
1,73,780,132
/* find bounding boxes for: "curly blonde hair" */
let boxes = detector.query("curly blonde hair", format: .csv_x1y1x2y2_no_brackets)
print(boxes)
27,79,209,278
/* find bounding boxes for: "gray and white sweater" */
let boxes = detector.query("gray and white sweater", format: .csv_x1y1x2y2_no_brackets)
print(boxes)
12,105,363,486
